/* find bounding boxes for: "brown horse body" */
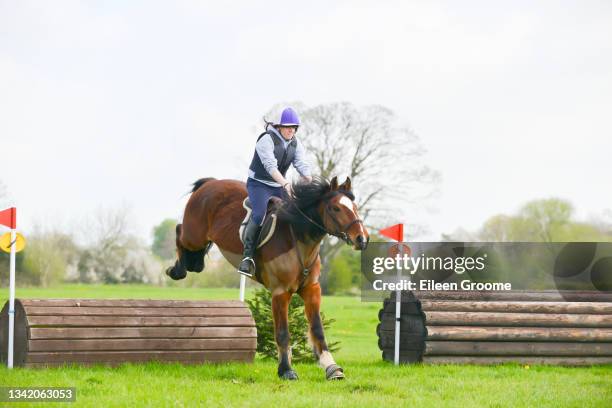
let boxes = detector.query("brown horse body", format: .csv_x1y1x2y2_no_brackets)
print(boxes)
167,176,368,380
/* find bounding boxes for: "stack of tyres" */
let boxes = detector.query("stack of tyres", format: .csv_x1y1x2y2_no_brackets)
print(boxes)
376,291,427,363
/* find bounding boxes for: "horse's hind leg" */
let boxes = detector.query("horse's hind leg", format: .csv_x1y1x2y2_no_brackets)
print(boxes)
299,282,345,380
272,290,298,380
183,240,213,272
166,225,213,280
165,223,188,280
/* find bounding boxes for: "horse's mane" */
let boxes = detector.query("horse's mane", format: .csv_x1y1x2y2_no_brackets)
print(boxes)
278,176,355,241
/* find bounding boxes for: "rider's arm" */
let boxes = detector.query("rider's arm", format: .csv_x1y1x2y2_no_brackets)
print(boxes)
293,139,312,183
269,169,290,187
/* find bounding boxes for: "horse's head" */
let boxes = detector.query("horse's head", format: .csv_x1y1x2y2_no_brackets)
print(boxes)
319,176,370,250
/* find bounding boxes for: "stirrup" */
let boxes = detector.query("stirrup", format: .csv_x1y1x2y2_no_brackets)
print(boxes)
238,257,255,278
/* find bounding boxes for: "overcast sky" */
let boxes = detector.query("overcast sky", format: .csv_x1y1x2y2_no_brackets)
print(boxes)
1,0,611,243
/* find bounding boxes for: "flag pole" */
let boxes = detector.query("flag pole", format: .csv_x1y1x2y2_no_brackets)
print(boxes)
394,224,404,365
7,216,17,369
239,274,246,302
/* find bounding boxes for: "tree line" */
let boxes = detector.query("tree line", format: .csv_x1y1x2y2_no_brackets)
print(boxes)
2,102,609,292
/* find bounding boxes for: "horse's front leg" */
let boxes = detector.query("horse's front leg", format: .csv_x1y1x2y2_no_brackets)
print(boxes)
299,282,345,380
271,289,298,380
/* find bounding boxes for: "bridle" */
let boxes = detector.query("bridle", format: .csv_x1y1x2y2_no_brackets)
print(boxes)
293,196,366,246
289,193,369,290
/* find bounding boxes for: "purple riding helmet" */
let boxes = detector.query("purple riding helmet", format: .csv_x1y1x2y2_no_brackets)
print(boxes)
278,107,300,127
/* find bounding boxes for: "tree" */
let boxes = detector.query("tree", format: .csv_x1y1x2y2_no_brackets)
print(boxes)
475,198,611,243
520,199,574,242
440,198,612,290
22,233,70,287
327,244,361,295
76,206,163,284
152,219,177,260
265,102,440,293
479,214,531,242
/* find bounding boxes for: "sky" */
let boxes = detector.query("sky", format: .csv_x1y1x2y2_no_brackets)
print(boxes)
1,0,611,244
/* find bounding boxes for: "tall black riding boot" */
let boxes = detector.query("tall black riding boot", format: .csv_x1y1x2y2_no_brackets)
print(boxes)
238,219,261,277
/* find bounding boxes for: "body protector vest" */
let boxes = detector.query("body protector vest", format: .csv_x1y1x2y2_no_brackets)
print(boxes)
249,131,297,183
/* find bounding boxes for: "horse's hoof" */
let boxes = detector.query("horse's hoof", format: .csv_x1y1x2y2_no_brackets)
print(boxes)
165,266,186,280
279,370,299,381
325,364,345,380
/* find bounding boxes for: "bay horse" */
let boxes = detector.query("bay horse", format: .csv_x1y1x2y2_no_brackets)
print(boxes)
166,176,369,380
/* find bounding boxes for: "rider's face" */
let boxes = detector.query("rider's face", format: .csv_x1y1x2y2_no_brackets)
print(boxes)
278,126,297,140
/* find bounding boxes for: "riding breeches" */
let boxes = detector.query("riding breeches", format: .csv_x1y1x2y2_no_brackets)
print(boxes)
246,178,284,225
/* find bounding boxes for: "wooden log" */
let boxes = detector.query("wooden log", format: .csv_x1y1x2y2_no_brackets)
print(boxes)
1,299,257,367
28,337,257,352
25,350,255,364
23,306,252,317
426,326,612,342
422,356,612,366
26,315,254,327
378,290,612,366
420,301,612,315
413,290,612,302
19,299,245,308
25,358,254,368
425,341,612,356
424,311,612,327
30,326,256,340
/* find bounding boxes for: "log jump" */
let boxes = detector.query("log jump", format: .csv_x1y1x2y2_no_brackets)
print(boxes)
0,299,257,367
377,290,612,366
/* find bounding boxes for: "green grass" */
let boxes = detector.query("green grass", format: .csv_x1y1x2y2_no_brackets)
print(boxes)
1,284,611,407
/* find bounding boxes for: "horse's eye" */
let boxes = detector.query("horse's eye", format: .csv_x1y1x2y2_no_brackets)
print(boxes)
333,206,340,212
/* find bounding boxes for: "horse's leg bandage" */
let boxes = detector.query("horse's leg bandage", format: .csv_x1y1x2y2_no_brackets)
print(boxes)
318,351,337,369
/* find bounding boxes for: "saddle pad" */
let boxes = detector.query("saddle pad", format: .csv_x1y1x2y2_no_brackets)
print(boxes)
239,198,277,249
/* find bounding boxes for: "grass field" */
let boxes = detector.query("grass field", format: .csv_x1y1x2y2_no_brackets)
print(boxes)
1,284,611,407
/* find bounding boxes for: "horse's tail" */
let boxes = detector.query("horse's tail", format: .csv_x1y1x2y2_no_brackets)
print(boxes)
191,177,216,193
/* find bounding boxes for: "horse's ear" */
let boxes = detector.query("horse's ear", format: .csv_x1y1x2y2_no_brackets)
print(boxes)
330,176,339,191
340,177,352,192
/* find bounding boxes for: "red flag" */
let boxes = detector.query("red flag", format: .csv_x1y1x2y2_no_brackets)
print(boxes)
0,207,16,229
380,223,403,242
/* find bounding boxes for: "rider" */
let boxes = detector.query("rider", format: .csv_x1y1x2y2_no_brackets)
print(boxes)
238,107,312,277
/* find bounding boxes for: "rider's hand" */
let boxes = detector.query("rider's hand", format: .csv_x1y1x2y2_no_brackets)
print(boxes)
283,182,292,196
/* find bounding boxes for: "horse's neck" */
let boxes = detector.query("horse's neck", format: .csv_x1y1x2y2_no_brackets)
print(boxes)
297,235,325,261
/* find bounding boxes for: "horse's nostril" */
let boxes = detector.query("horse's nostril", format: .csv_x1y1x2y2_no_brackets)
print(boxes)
356,235,367,250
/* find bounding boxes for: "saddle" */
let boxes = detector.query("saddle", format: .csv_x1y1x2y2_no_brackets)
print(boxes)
239,197,281,249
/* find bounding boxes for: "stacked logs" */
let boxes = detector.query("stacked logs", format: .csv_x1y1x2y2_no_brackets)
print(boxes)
377,290,612,365
0,299,257,367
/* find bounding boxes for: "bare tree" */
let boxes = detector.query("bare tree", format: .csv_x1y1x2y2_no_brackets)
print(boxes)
265,102,440,291
74,205,163,284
